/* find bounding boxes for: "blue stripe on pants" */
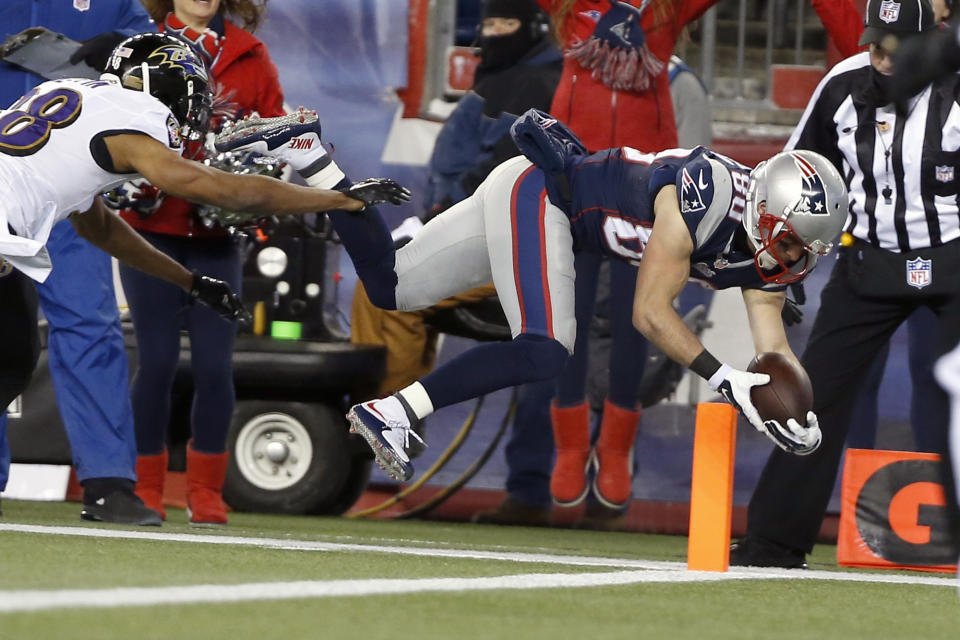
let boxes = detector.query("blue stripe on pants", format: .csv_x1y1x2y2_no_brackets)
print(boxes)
510,166,553,339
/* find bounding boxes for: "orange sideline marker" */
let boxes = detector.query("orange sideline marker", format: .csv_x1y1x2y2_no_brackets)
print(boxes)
687,402,738,572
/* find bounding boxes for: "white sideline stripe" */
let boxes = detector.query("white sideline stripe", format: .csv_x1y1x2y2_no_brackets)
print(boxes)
0,523,678,570
0,571,744,613
0,523,956,591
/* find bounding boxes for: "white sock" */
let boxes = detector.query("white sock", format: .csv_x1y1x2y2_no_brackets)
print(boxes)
397,382,434,421
302,158,345,190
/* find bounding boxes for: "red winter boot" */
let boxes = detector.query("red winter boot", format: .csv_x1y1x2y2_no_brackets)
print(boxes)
592,399,641,509
186,442,229,524
550,402,592,506
135,450,168,520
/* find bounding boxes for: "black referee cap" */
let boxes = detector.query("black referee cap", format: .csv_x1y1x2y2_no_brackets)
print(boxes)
859,0,936,46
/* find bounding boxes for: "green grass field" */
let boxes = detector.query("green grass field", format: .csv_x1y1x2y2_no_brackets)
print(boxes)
1,499,958,640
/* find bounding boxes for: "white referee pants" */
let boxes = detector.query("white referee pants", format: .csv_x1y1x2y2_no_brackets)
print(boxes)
935,342,960,556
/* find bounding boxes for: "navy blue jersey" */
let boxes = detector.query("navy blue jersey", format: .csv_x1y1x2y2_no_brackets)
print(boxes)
550,146,788,292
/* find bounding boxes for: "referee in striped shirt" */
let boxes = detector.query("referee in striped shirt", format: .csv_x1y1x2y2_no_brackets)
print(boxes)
732,0,960,569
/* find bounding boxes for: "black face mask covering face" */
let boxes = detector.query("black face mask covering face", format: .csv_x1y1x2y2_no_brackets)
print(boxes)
478,30,537,72
869,65,898,105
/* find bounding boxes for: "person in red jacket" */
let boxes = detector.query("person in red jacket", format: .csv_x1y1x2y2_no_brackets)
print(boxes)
120,0,285,525
536,0,718,152
532,0,719,528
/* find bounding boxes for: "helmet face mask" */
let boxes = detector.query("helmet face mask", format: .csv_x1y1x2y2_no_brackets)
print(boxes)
103,33,213,142
743,150,849,285
175,79,213,142
752,210,816,285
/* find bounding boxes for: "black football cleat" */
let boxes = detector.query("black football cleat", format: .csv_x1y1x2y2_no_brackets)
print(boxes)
729,536,808,569
81,490,163,526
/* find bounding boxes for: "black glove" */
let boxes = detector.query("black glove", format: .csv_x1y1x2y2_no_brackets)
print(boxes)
69,31,128,72
340,178,412,210
189,271,252,326
891,26,960,103
781,282,806,327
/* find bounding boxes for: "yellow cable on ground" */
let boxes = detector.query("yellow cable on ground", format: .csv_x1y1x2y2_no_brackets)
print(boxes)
346,395,486,518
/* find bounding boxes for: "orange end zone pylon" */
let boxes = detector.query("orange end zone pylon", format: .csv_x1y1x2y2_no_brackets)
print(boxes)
687,402,738,572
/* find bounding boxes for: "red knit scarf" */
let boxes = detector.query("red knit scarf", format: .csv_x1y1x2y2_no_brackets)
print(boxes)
162,12,224,70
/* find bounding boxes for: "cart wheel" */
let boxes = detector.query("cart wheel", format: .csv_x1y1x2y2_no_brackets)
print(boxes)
224,400,350,514
312,453,373,515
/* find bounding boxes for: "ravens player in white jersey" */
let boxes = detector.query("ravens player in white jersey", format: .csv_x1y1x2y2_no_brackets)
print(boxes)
0,33,410,456
223,107,850,484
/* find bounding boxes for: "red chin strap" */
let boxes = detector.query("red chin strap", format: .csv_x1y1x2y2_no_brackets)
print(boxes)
752,213,811,285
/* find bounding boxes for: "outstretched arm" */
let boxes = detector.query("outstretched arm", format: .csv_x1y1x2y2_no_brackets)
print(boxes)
742,286,800,365
634,186,771,433
70,197,192,290
632,186,704,365
103,133,366,215
742,285,821,454
70,198,249,322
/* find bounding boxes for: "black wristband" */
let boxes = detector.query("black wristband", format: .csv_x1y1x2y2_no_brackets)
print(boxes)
689,349,723,380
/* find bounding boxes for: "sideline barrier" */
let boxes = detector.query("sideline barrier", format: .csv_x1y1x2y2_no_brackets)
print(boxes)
837,449,958,573
687,403,738,572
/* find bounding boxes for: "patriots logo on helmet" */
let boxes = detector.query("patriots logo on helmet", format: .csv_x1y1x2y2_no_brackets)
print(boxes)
790,152,829,216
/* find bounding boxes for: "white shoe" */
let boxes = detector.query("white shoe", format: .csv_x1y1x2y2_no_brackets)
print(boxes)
347,396,424,481
215,108,342,185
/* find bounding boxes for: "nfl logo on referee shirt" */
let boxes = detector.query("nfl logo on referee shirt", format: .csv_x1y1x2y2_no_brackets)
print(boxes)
879,0,901,23
906,257,932,289
935,165,954,183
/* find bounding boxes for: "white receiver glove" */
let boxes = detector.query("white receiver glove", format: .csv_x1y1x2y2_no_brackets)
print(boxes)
708,363,770,436
760,411,822,456
709,364,822,455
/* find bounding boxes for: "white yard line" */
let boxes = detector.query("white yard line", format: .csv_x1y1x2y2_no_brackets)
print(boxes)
0,523,680,570
0,571,745,613
0,522,955,614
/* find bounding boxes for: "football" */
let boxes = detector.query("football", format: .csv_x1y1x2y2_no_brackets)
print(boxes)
746,352,814,425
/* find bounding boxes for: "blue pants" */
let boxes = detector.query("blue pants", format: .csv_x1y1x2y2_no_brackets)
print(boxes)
1,220,136,485
556,253,647,408
505,254,647,506
120,232,240,455
505,379,555,508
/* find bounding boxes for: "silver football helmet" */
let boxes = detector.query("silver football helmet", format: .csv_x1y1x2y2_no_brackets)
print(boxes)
743,150,849,284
